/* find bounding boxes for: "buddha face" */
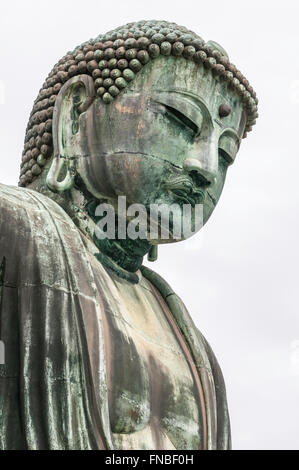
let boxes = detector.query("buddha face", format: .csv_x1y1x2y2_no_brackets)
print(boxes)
64,56,246,243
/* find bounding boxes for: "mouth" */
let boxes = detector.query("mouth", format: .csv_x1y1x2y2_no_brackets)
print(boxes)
162,175,206,207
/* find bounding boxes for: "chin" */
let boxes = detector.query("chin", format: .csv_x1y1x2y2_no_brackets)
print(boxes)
146,207,203,245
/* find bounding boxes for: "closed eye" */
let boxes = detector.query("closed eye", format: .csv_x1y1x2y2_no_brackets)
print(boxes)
218,131,240,164
218,148,233,165
163,104,199,136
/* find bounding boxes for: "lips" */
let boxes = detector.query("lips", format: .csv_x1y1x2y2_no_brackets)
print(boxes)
163,175,205,207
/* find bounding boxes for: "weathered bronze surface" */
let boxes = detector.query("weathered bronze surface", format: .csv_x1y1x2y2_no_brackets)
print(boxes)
0,20,257,450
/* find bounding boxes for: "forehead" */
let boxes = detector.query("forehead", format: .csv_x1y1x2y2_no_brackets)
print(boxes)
126,56,246,139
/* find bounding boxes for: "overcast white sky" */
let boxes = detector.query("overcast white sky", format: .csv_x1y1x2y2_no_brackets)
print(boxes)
1,0,298,450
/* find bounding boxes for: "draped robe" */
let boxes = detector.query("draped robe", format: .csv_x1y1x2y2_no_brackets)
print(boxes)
0,183,230,450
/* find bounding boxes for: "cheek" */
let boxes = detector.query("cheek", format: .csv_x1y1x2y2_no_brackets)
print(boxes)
77,99,193,199
203,159,228,223
79,149,172,204
107,154,174,204
107,102,192,168
213,163,228,201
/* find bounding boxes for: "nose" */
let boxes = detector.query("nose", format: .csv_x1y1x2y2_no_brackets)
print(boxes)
183,132,218,185
183,158,216,186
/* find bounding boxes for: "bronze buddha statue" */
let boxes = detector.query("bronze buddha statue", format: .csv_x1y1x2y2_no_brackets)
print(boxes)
0,20,258,450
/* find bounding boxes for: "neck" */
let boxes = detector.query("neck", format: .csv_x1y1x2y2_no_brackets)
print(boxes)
85,197,152,284
94,237,150,283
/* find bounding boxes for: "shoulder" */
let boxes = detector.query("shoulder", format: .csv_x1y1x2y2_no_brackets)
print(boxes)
0,183,72,228
0,182,64,213
0,182,76,260
0,183,33,234
0,183,89,291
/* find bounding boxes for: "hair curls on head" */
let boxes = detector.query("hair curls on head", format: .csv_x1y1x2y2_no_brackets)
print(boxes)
20,20,258,187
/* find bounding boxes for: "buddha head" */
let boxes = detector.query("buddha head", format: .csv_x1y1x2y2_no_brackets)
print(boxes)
20,20,258,245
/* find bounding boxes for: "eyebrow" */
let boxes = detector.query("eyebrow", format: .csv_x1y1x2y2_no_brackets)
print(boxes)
152,89,206,129
161,88,210,115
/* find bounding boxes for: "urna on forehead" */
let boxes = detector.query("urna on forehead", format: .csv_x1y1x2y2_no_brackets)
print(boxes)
20,20,258,187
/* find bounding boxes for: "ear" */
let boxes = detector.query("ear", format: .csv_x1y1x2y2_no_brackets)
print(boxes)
46,74,95,193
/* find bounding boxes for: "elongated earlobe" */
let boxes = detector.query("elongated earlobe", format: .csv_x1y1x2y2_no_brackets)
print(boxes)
46,74,95,193
46,154,75,193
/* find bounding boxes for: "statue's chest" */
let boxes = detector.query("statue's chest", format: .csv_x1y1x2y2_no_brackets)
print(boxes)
98,272,202,450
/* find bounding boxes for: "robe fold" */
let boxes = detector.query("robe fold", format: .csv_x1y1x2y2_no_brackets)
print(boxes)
0,183,230,450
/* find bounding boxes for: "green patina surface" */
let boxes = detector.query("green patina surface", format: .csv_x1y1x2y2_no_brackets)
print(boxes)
20,20,257,187
0,20,257,450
